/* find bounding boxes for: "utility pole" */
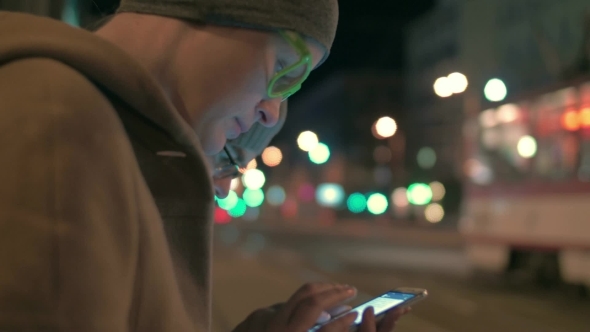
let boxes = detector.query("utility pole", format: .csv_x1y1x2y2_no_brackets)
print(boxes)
524,5,563,80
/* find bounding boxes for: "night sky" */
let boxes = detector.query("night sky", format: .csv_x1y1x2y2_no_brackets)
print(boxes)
304,0,434,87
280,0,435,150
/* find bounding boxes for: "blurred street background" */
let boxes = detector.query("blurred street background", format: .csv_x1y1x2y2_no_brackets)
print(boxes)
211,223,590,332
4,0,590,330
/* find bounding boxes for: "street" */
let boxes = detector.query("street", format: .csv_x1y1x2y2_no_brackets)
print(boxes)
211,224,590,332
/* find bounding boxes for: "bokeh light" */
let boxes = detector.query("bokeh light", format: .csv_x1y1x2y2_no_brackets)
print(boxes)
561,110,580,131
242,169,266,190
429,181,446,201
448,72,468,94
228,198,247,217
407,183,433,205
261,146,283,167
367,193,388,215
425,203,444,223
230,178,240,191
517,135,537,158
391,187,409,208
316,183,345,207
373,146,392,164
484,78,507,102
465,158,494,185
298,183,316,202
309,143,330,164
580,107,590,127
280,198,298,218
214,207,232,224
374,117,398,138
242,207,260,221
246,159,257,170
266,185,286,206
216,190,238,210
297,131,319,152
417,147,436,169
243,188,265,207
479,109,498,128
433,76,453,97
347,193,367,213
496,104,519,123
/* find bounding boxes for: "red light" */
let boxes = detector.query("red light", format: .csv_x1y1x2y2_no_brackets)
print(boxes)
561,110,580,131
214,207,232,224
580,107,590,128
280,199,298,219
297,183,315,202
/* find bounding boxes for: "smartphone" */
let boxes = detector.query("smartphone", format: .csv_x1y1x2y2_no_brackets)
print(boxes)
308,287,428,332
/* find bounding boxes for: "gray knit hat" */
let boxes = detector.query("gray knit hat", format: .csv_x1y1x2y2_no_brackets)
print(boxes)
229,101,287,155
117,0,339,63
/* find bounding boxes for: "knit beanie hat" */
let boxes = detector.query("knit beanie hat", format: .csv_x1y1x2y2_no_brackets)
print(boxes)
229,101,287,155
117,0,339,64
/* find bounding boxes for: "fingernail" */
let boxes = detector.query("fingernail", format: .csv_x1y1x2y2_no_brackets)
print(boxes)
317,311,331,324
365,306,374,315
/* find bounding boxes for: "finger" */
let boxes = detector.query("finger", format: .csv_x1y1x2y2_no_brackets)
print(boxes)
275,283,346,326
287,286,357,331
288,283,348,304
319,311,358,332
327,305,353,317
359,307,376,332
317,304,353,325
376,308,404,332
250,309,273,330
268,302,284,312
236,308,273,332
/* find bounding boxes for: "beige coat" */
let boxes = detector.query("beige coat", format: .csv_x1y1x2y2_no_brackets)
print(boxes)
0,11,214,332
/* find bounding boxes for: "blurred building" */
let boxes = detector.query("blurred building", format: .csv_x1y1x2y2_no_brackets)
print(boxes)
405,0,590,176
403,0,463,225
460,0,590,106
404,0,463,181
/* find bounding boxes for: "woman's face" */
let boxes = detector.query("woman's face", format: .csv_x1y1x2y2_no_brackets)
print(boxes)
176,27,325,155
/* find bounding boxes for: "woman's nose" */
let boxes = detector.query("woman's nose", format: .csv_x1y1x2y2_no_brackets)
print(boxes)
256,98,281,128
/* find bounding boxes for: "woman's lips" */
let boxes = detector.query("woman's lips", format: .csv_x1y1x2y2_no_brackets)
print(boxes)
226,118,247,140
236,117,250,134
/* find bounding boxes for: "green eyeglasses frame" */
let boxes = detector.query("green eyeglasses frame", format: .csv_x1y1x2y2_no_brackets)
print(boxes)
266,30,313,100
